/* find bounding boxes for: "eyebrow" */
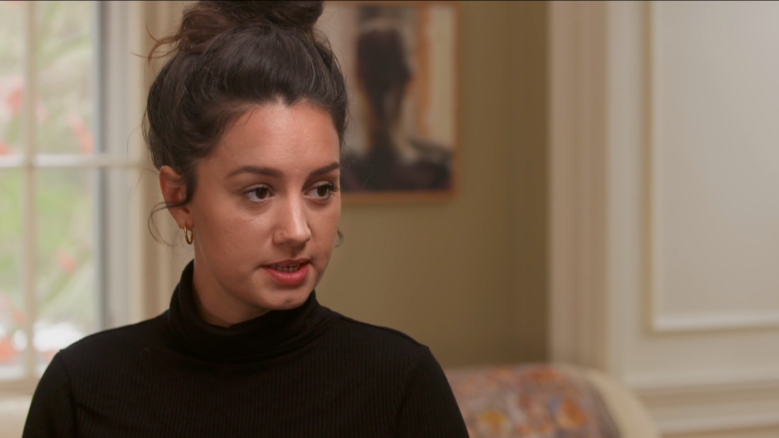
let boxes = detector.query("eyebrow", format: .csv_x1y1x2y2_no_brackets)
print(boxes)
226,162,340,179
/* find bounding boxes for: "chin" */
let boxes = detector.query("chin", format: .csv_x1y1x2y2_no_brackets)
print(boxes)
260,287,313,311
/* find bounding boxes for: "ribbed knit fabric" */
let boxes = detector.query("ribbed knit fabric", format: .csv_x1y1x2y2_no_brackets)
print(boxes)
23,262,468,437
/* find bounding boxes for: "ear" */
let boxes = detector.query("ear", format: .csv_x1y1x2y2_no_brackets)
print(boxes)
159,165,192,229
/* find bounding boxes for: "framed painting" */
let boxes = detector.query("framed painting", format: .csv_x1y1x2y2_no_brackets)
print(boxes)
318,1,461,202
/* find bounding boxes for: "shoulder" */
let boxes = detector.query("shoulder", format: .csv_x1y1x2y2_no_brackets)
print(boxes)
56,313,167,372
63,313,166,352
324,311,436,367
321,311,450,392
326,315,467,434
331,313,424,350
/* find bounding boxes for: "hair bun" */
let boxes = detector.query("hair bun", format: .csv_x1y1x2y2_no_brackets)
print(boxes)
205,1,324,32
151,1,325,60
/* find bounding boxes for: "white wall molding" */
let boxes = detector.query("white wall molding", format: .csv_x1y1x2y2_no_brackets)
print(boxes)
658,413,779,437
653,312,779,333
548,0,611,372
665,427,779,438
630,371,779,435
550,2,779,437
640,390,779,436
646,1,779,334
627,370,779,397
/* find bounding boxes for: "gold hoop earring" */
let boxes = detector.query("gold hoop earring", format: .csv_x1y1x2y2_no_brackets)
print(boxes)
184,225,193,245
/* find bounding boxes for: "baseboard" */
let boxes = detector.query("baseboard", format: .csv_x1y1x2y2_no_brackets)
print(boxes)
664,426,779,438
628,373,779,436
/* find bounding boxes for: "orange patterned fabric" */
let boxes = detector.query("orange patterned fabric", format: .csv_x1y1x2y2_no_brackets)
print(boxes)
445,365,620,438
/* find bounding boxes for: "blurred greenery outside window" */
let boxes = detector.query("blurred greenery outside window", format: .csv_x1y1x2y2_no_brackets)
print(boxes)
0,1,132,387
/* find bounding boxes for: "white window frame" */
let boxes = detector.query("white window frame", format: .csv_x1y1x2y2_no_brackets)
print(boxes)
0,1,144,393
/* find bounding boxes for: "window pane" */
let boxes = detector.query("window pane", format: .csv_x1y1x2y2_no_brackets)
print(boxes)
0,170,23,380
0,1,24,157
36,1,95,154
35,169,96,371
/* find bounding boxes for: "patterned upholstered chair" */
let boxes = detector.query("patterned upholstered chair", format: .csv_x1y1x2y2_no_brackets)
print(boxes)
445,364,659,438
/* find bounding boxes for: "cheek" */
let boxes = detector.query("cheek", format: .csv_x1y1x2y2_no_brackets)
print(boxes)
312,203,341,248
310,206,340,283
192,190,271,260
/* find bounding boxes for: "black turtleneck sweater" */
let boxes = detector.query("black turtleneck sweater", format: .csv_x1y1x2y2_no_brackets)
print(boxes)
23,263,468,437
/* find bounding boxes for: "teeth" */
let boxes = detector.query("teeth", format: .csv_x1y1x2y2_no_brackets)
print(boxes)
272,264,301,273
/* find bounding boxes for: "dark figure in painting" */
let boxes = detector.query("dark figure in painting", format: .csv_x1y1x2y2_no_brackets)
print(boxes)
341,23,452,193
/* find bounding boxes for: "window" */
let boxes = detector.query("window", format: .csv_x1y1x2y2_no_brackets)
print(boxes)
0,1,135,389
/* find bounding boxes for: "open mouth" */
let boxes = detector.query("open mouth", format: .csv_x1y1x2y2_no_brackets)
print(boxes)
269,264,305,273
263,259,311,286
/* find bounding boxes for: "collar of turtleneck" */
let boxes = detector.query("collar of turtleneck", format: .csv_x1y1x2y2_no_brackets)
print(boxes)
165,261,335,363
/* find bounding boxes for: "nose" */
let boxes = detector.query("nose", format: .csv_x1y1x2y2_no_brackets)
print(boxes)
272,195,312,248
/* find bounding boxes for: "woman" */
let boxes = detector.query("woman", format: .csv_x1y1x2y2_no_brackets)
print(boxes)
23,2,468,437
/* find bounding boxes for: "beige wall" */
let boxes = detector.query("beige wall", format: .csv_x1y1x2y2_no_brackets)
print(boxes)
318,1,549,368
510,0,549,366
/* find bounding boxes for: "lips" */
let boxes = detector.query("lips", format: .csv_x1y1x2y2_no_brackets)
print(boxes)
263,259,310,286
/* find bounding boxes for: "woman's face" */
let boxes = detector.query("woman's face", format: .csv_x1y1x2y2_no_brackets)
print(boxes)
162,101,341,326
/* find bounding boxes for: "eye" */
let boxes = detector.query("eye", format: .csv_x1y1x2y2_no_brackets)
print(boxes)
246,186,271,202
307,183,339,200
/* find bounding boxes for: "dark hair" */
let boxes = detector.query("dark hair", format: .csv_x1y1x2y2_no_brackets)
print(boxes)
144,1,348,219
